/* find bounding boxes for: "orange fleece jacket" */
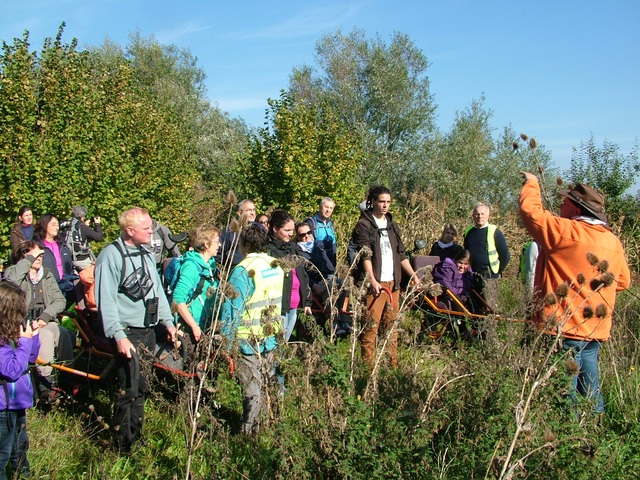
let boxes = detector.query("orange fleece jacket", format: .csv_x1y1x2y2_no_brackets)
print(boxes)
519,179,631,341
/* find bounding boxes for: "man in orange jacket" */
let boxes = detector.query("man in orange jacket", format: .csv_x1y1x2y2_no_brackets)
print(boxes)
519,172,631,414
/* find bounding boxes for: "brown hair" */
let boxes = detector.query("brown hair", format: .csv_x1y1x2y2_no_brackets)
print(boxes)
190,224,221,253
0,281,27,346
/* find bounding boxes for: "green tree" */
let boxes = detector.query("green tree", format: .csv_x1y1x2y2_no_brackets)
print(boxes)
568,134,639,200
239,90,364,214
290,29,436,192
0,26,200,253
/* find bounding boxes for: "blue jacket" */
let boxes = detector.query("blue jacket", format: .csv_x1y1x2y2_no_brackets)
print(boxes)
0,335,40,410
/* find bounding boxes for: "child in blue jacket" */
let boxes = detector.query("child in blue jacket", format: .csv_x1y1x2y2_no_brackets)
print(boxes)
0,281,40,480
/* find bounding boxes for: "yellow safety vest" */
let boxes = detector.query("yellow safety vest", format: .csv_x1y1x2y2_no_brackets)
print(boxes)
465,224,500,274
236,253,284,339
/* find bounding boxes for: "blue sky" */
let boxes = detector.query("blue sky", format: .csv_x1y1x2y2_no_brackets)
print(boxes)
2,1,638,189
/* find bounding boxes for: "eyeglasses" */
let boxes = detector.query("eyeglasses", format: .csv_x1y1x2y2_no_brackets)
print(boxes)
297,231,313,238
259,220,268,225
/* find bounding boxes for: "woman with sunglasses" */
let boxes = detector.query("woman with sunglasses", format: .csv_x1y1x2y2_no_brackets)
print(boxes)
266,211,312,342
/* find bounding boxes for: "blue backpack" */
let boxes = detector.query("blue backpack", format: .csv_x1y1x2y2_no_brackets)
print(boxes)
163,256,214,306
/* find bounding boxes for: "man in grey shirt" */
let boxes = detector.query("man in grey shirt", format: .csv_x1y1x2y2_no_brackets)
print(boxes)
95,207,176,454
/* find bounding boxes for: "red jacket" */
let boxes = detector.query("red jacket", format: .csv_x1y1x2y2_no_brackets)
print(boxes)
519,180,631,341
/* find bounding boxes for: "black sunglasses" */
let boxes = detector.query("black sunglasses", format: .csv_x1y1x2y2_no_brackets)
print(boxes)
297,231,312,237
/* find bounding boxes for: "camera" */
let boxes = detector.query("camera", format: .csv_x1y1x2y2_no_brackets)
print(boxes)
144,297,159,327
23,307,43,330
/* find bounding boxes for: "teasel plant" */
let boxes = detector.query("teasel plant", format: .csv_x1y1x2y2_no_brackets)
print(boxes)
513,133,555,209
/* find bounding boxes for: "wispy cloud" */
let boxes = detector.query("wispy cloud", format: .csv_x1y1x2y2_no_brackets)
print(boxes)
228,2,366,40
156,21,213,44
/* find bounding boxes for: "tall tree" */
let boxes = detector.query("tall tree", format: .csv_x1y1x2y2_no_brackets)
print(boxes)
289,29,436,191
239,90,364,214
568,134,639,199
0,26,200,252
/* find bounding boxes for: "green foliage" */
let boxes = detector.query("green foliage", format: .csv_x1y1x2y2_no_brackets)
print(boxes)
290,28,436,192
0,27,243,255
569,134,639,200
239,90,365,213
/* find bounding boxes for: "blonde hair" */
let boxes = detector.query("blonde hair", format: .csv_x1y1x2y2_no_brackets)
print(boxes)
191,224,221,252
118,207,150,232
439,223,458,241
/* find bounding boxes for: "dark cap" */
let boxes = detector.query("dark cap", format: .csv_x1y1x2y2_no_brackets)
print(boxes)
558,184,608,223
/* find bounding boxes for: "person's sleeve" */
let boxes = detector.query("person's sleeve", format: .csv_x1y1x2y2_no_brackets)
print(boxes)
219,267,251,346
353,219,369,249
10,227,22,254
41,272,66,322
95,248,126,341
495,229,510,274
518,180,563,251
172,261,200,304
4,256,35,285
616,253,632,292
79,222,103,242
0,340,32,382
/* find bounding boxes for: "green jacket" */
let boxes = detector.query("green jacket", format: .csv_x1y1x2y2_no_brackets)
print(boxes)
172,250,219,329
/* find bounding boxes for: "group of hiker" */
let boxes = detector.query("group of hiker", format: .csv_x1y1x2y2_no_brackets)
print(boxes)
0,173,632,470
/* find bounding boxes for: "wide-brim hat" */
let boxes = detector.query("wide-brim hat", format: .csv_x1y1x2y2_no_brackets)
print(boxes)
558,183,608,223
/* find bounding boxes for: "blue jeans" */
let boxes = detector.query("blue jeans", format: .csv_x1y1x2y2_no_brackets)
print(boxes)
283,310,298,342
0,409,29,480
563,339,604,414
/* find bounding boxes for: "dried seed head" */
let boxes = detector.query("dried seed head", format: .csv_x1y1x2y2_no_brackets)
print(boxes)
555,282,570,298
597,260,609,273
586,252,599,266
556,177,564,186
582,305,594,319
565,358,580,375
221,282,239,300
602,272,615,287
230,217,241,233
595,304,608,319
225,190,237,206
512,142,519,151
543,429,556,443
545,293,558,306
590,278,605,291
429,283,443,297
576,273,586,285
520,133,528,141
529,138,537,149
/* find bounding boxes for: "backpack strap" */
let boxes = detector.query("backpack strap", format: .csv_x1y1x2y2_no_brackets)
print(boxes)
111,238,147,290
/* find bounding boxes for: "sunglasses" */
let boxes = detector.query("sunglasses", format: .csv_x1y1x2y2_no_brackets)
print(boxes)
297,231,313,238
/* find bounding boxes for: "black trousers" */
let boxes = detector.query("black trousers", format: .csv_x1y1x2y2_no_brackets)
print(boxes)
113,327,155,449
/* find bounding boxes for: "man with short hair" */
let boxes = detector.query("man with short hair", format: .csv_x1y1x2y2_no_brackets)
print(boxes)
519,173,630,415
306,197,337,267
463,202,510,311
95,207,177,453
218,199,257,269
